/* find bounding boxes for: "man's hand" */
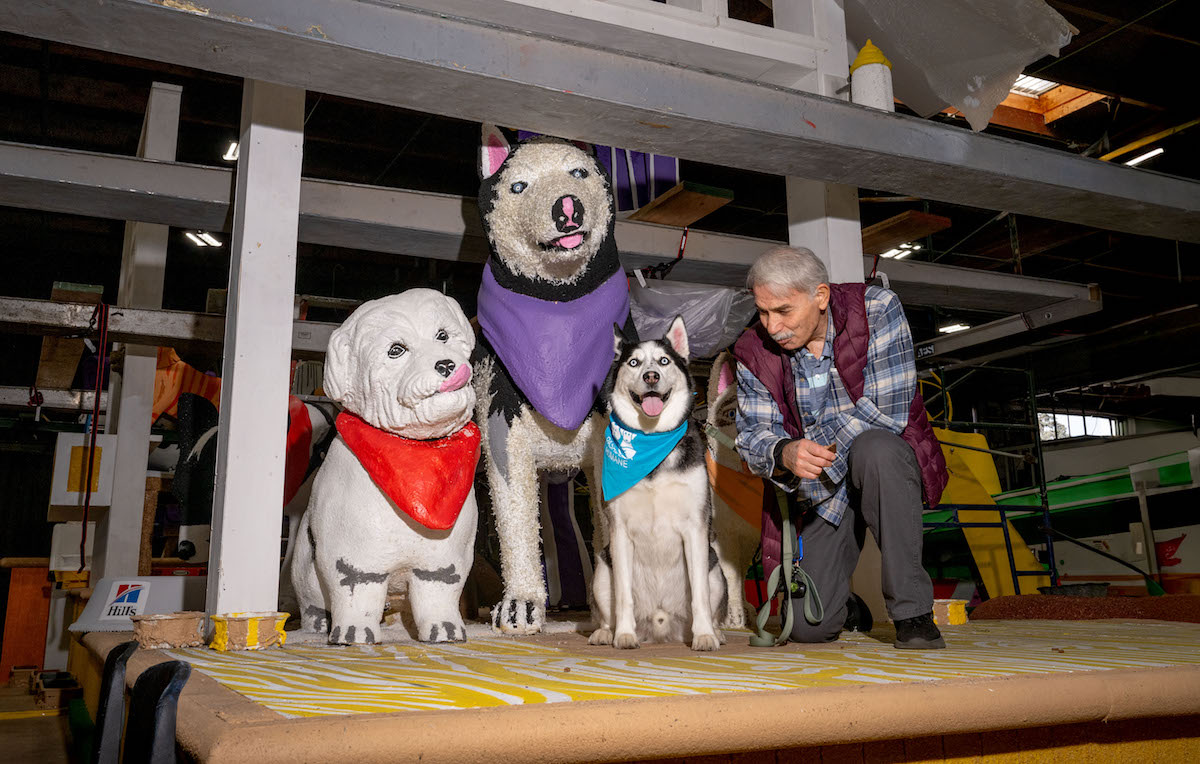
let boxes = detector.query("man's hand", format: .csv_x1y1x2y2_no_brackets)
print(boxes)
778,439,836,480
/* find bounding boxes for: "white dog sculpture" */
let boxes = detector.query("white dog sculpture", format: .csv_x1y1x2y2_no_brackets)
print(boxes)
291,289,480,644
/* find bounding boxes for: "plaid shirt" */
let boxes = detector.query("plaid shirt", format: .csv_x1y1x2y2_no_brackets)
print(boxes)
734,285,916,526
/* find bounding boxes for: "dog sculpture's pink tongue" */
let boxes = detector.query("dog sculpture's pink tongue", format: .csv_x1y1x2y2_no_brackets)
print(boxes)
640,394,665,417
555,233,584,249
438,363,471,393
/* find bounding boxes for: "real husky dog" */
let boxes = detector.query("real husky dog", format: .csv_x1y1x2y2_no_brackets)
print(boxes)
589,317,727,650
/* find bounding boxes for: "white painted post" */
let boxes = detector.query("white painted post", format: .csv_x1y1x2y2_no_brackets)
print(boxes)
206,81,305,616
94,82,181,579
773,0,865,284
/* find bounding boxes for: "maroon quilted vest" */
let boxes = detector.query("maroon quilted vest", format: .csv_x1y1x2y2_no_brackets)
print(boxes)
732,282,948,579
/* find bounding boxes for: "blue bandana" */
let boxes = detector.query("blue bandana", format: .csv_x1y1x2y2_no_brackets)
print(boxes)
602,414,689,500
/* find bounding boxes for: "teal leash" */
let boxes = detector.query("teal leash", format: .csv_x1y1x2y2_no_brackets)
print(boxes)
701,424,823,646
749,486,823,647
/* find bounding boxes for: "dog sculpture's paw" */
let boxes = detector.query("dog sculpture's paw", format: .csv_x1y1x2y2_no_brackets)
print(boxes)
613,632,640,649
587,628,613,646
691,632,721,652
490,596,544,635
327,622,380,646
419,619,468,643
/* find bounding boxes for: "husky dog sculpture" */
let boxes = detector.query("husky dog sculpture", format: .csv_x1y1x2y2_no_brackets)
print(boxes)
292,289,480,644
473,124,637,634
590,317,727,650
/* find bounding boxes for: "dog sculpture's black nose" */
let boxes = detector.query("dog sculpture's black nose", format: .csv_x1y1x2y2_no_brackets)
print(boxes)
553,194,584,232
435,359,456,378
642,370,660,386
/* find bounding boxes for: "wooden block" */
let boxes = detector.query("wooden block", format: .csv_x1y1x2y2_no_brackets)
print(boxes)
861,211,951,255
628,181,733,227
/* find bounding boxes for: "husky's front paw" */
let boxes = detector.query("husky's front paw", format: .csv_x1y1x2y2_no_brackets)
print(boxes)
613,631,640,649
588,627,613,646
328,621,379,645
721,605,747,629
691,632,721,652
420,619,468,643
490,595,544,635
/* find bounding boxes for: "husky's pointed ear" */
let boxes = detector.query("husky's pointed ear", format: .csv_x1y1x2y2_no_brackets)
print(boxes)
570,139,593,155
708,351,736,403
480,123,511,179
613,322,628,357
664,315,689,361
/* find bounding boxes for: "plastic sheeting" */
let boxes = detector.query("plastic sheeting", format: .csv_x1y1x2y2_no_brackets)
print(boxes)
844,0,1074,131
630,280,757,359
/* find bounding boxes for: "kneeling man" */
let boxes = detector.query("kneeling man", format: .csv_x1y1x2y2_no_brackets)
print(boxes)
733,246,948,649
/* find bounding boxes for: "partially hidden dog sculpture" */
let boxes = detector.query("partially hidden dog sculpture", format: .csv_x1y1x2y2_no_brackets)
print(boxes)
473,125,637,635
589,317,727,650
292,289,480,644
703,351,764,629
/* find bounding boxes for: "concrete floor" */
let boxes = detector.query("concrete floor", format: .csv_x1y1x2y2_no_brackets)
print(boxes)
0,687,72,764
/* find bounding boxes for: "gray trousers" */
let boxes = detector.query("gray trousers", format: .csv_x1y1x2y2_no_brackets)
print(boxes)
788,429,933,642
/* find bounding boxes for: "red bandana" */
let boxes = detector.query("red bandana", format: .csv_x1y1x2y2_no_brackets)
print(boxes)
335,411,481,530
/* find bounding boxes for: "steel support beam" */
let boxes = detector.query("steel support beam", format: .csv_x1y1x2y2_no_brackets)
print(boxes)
206,80,305,617
0,297,336,358
0,386,106,413
0,141,1101,310
3,0,1199,242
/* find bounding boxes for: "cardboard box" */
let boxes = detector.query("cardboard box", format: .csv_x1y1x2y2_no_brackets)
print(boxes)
49,432,116,521
35,671,82,709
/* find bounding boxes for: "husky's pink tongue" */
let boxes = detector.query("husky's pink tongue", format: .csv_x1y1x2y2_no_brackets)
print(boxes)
438,363,471,393
640,395,665,417
555,233,584,250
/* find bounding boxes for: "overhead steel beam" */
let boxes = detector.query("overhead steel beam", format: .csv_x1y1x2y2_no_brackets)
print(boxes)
0,386,106,413
0,297,337,358
3,1,1200,242
0,141,1101,317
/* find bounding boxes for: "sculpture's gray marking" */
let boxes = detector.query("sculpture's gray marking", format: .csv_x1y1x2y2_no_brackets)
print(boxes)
429,624,440,641
413,565,460,584
305,606,330,631
364,627,375,644
336,558,388,594
345,626,356,643
330,626,341,643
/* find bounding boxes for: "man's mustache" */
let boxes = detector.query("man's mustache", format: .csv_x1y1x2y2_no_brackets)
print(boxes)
771,330,794,343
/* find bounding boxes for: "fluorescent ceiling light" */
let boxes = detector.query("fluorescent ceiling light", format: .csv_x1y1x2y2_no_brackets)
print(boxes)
222,141,239,161
880,248,902,258
1011,75,1057,97
198,232,222,246
185,232,208,246
893,249,912,259
938,323,971,334
1124,147,1164,167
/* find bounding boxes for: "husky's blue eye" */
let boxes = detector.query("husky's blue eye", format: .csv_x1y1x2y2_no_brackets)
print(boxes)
570,168,589,179
510,181,527,193
628,358,640,367
658,356,670,366
436,329,449,342
388,343,407,358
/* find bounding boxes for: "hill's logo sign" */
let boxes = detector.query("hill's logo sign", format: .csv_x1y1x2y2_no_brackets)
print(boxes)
99,580,150,620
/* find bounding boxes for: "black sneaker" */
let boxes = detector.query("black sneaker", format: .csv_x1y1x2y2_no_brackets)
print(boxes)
894,613,945,649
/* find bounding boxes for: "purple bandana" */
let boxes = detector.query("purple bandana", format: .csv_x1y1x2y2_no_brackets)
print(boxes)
478,263,630,430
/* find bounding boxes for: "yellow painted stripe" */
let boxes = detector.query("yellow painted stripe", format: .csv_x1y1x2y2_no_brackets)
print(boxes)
0,708,66,720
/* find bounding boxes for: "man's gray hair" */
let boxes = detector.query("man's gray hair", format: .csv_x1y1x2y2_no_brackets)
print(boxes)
746,245,829,297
